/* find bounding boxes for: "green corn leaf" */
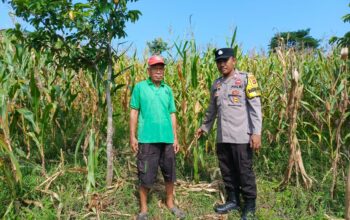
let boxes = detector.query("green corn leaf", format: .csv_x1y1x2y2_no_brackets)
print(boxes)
191,55,199,88
0,135,22,185
17,108,40,133
86,129,96,193
27,132,41,150
230,27,237,48
304,87,325,103
75,118,91,166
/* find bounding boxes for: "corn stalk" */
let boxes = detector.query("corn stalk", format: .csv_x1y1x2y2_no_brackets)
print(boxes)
279,66,312,189
330,79,349,198
0,101,22,197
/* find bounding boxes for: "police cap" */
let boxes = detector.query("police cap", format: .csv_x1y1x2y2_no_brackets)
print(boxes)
214,48,234,61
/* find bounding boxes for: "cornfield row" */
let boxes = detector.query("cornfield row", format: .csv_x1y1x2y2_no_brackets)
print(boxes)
0,33,349,215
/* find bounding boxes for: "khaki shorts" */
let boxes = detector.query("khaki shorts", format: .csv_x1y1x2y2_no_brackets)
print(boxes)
137,143,176,188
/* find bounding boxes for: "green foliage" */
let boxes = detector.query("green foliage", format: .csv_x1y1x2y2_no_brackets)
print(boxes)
329,3,350,47
147,37,168,55
4,0,142,70
269,29,319,53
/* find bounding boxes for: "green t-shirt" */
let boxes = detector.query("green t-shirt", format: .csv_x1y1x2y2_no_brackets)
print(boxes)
130,78,176,143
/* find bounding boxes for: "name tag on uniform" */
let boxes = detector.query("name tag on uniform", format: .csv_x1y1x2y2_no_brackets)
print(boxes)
231,85,242,89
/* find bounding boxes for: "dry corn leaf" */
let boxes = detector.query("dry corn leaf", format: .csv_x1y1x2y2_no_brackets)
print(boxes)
194,101,201,114
23,200,44,209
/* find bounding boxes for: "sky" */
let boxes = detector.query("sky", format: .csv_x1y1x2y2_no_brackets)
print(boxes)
0,0,349,56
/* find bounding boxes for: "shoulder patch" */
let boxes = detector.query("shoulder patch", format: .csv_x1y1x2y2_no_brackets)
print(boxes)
246,74,261,99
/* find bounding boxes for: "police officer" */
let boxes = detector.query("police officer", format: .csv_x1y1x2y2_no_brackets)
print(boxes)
196,48,262,219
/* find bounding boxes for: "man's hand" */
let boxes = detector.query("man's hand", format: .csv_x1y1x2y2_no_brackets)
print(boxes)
173,138,180,154
250,134,261,151
129,109,139,154
195,128,205,139
130,136,138,153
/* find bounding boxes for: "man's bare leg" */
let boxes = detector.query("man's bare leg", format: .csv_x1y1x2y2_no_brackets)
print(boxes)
165,182,185,218
165,182,174,208
139,186,149,213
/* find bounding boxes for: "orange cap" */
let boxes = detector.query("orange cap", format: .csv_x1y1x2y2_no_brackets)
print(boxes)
148,55,165,66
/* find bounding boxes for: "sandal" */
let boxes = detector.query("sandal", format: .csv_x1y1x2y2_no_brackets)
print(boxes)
169,207,186,219
136,212,148,220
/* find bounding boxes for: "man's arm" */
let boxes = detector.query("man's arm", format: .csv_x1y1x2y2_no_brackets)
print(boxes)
167,87,179,153
196,84,217,138
170,113,179,153
247,97,262,150
130,109,139,153
246,73,262,151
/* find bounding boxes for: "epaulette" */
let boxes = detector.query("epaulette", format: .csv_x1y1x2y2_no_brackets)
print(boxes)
216,76,223,81
214,76,224,84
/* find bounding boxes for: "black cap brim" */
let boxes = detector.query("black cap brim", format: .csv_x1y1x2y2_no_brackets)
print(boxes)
215,55,232,61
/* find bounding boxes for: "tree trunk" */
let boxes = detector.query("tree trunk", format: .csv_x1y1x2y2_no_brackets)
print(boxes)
106,42,115,186
346,166,350,220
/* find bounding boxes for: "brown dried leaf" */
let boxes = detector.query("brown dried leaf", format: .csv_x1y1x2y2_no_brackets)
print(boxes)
23,199,44,209
194,101,201,114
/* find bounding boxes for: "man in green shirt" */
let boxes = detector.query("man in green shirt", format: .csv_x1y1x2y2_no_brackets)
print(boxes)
130,55,185,220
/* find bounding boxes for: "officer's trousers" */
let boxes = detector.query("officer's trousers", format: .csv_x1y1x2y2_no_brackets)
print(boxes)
216,143,257,200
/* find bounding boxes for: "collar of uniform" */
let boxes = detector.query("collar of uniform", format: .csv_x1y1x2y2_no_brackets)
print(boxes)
147,77,165,87
222,69,238,84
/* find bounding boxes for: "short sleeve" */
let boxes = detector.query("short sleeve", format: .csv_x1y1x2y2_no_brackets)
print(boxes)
168,88,176,113
130,84,140,110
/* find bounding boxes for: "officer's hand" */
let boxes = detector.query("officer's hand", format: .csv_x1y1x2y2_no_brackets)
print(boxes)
130,136,138,153
250,134,261,151
195,128,204,139
173,138,180,154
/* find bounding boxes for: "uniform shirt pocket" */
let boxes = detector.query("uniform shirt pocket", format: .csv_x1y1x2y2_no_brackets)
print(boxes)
228,86,244,106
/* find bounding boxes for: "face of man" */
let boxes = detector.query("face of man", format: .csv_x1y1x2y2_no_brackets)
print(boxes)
148,64,165,84
216,56,236,77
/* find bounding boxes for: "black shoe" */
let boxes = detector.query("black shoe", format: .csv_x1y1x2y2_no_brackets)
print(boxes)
214,191,240,214
241,211,256,220
214,201,240,214
241,199,256,220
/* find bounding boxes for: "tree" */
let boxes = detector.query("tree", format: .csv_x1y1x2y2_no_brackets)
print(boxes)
147,37,168,55
269,29,319,53
4,0,141,186
330,3,350,48
346,166,350,220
